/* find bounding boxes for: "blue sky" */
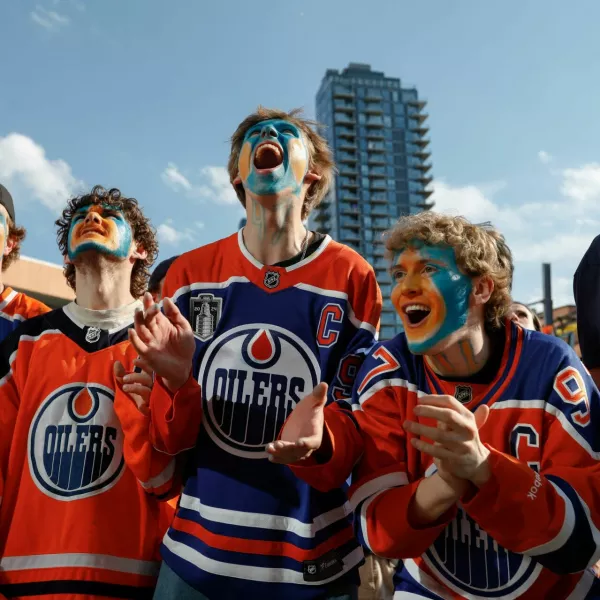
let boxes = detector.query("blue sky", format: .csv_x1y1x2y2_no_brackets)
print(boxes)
2,0,600,307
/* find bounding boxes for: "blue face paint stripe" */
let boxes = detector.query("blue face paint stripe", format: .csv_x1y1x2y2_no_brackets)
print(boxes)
241,119,308,197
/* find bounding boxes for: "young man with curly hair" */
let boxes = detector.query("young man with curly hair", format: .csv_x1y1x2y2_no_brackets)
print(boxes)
272,212,600,599
123,108,382,599
0,185,175,599
0,184,50,338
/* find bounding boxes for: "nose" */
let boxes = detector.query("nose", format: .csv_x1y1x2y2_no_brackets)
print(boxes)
84,211,102,225
509,313,519,324
401,272,422,296
260,124,278,140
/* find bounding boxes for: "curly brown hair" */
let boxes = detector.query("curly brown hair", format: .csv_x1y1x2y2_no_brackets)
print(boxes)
384,212,514,328
227,107,335,220
2,219,26,271
55,185,158,298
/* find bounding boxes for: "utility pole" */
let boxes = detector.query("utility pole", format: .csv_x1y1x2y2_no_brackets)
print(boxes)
542,263,553,330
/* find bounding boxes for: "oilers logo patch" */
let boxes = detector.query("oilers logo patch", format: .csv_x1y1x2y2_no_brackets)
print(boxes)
199,324,320,459
28,383,124,500
423,507,539,597
190,293,222,341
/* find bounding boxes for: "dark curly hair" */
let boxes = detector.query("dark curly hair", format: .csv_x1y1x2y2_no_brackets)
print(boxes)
2,220,26,271
55,185,158,298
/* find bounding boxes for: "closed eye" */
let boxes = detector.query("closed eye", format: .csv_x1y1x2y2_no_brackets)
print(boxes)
281,128,296,136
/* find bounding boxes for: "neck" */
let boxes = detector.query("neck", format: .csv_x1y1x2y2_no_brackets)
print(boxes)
73,257,136,310
425,325,491,378
243,194,308,265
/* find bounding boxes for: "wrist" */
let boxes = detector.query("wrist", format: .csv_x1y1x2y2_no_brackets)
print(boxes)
162,368,192,394
468,446,492,488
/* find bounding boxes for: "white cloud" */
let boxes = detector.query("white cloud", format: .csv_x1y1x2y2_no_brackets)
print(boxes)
30,5,70,30
0,133,82,212
157,220,195,246
161,163,192,192
197,166,238,205
560,163,600,209
160,163,238,205
538,151,553,164
431,162,600,308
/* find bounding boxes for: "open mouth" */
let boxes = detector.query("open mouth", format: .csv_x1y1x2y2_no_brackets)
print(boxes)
80,226,106,237
403,304,431,326
253,142,283,171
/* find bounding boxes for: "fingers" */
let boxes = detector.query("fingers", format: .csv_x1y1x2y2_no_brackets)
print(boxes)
143,292,154,312
266,439,313,464
403,420,469,445
311,382,328,405
413,405,471,431
122,382,151,400
418,394,469,415
410,437,456,460
473,404,490,430
163,298,192,331
129,328,149,356
133,309,153,345
114,361,126,381
133,356,154,374
123,370,153,387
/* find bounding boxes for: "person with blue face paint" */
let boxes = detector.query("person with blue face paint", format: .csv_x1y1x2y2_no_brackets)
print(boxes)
120,107,383,600
0,184,50,340
273,212,600,599
0,185,179,598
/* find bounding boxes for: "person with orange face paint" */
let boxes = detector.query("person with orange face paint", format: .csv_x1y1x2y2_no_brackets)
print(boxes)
271,212,600,599
0,185,176,599
122,108,382,600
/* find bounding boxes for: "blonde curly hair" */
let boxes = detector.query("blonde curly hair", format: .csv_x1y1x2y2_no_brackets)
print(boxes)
384,212,513,328
227,107,335,221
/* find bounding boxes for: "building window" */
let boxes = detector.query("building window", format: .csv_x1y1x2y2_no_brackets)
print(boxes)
392,91,399,102
358,113,366,124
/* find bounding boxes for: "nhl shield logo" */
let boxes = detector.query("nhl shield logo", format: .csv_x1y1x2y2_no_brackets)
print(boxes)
85,327,101,344
190,293,222,341
454,385,472,404
263,270,280,289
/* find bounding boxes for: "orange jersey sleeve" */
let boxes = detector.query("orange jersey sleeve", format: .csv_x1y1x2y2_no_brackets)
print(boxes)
113,381,179,499
348,342,457,559
461,352,600,574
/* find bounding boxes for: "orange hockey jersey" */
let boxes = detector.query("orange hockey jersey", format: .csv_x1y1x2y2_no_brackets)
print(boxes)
292,321,600,599
0,287,49,342
0,304,175,599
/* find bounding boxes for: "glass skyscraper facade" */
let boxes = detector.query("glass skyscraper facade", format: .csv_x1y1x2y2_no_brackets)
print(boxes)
309,63,434,340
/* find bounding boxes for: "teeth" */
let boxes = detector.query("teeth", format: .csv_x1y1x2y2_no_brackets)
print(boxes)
405,304,430,313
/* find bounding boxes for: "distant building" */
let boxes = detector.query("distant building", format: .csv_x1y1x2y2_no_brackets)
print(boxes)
309,63,434,339
5,256,74,308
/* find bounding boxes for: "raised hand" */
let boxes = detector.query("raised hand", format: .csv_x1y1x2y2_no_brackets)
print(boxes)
403,394,491,487
129,292,196,392
114,358,154,413
266,383,328,464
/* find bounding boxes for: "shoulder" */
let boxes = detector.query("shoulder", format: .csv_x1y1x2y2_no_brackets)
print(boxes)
522,328,578,368
323,238,376,276
12,292,51,319
0,308,62,363
170,234,235,273
355,334,416,397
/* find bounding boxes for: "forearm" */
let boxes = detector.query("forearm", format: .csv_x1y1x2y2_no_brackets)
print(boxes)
356,474,458,559
289,404,363,492
149,373,202,455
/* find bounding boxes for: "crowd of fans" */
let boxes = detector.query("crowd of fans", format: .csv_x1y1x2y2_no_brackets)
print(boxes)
0,107,598,600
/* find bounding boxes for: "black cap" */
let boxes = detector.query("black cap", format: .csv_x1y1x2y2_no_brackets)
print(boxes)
0,184,15,223
149,255,179,292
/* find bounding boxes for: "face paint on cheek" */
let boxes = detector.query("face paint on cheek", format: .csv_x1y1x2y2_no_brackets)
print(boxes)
243,119,307,197
67,206,133,261
397,244,472,354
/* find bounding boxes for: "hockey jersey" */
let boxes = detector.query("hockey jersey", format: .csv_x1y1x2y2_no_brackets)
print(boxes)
146,230,382,599
0,303,175,600
0,286,49,342
292,320,600,599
